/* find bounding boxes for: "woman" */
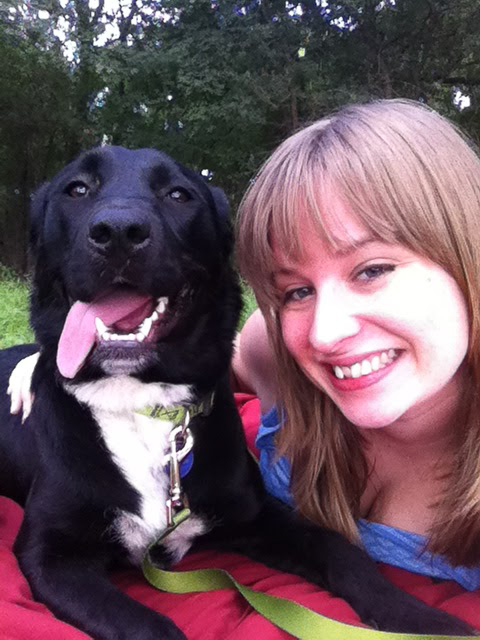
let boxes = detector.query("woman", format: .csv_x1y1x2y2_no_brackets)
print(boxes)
233,98,480,588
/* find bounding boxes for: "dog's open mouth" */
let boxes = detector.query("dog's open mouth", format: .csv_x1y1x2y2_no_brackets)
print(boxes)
57,287,189,378
93,296,168,344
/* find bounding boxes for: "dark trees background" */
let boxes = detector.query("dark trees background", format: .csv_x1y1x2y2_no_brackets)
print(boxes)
1,0,479,272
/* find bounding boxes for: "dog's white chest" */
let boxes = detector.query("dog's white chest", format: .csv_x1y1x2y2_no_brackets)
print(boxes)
100,409,171,562
66,376,206,565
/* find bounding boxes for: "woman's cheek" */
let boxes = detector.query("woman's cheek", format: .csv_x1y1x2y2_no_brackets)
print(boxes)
281,309,311,358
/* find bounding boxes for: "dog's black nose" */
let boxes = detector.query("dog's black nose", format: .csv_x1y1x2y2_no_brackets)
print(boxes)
88,213,151,254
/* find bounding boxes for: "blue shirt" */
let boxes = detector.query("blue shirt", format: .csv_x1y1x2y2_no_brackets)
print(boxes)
256,406,480,591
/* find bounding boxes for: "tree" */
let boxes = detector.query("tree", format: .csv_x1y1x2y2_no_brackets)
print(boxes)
0,4,74,271
2,0,480,272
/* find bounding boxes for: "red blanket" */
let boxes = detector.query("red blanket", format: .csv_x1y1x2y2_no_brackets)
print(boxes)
1,394,479,639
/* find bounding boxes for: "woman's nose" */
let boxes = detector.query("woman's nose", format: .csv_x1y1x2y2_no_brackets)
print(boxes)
309,283,360,351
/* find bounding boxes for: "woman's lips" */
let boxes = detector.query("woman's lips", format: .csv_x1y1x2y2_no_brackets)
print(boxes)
326,350,402,391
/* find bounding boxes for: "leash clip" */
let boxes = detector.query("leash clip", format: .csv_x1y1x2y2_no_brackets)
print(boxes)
165,412,194,528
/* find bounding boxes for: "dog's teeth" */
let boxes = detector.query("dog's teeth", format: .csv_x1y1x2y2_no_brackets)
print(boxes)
103,332,111,341
151,310,159,322
156,297,168,314
136,332,146,342
95,317,108,336
140,317,153,337
114,333,136,341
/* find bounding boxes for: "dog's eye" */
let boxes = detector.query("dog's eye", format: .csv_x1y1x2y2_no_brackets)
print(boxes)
168,188,190,203
66,181,90,198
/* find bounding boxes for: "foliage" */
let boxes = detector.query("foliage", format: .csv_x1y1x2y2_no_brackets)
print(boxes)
2,0,480,273
240,281,258,329
0,266,34,348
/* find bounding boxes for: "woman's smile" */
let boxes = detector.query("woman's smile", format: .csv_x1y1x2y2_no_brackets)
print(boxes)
325,348,402,391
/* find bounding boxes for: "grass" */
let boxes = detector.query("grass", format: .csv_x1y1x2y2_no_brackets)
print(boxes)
0,267,257,349
240,281,258,329
0,267,34,349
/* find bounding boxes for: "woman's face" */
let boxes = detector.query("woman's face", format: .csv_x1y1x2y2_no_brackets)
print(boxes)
274,198,469,429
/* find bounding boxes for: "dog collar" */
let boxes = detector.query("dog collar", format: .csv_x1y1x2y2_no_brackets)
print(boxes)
135,391,215,426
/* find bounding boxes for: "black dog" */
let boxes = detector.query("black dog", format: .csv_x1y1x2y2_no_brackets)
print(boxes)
0,147,473,639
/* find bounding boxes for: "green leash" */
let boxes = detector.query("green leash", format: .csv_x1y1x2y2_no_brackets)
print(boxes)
143,513,470,640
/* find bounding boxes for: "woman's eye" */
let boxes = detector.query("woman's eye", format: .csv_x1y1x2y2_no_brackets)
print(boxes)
66,181,90,198
284,286,314,304
356,264,395,282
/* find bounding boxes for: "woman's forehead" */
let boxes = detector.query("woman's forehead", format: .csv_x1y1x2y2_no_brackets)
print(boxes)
272,193,375,262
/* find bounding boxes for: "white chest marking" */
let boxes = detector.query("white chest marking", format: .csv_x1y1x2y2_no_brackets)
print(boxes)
65,375,207,564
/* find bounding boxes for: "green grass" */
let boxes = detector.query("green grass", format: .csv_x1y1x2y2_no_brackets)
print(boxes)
0,267,256,348
0,267,34,349
239,281,258,329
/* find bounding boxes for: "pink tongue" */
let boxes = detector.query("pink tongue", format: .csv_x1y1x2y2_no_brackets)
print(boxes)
57,290,152,379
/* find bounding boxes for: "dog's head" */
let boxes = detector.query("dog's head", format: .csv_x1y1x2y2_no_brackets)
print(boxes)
30,146,242,388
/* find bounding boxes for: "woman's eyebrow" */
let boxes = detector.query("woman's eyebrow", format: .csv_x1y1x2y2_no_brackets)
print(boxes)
272,266,299,280
272,236,384,279
333,235,379,257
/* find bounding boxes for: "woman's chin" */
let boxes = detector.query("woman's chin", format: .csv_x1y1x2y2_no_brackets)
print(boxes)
338,405,406,430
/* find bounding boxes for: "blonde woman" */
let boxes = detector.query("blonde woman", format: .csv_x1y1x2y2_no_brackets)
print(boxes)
233,99,480,586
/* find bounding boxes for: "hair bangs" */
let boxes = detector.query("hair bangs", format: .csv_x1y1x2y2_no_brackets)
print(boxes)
237,124,336,310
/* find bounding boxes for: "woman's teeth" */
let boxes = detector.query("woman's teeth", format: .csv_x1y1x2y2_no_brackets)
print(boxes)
333,349,399,380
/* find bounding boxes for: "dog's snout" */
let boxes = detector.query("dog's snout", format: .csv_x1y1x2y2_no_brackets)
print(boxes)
88,212,151,254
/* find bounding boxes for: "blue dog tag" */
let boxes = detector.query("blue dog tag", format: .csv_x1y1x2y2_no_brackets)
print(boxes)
180,452,194,478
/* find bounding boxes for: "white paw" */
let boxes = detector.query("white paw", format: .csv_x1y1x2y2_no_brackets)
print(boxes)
7,352,39,422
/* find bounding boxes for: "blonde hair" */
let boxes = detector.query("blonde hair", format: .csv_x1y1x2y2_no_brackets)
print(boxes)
236,99,480,566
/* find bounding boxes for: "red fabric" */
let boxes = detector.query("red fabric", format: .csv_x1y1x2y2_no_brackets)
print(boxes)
1,394,479,639
236,392,262,459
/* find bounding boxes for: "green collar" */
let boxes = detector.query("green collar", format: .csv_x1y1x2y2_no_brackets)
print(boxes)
136,391,215,426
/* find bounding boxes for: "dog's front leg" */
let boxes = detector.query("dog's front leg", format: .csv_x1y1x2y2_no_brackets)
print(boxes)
196,497,475,636
15,517,186,640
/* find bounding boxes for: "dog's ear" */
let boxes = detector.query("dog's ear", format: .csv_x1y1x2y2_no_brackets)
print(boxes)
29,182,50,255
210,186,230,220
209,186,235,261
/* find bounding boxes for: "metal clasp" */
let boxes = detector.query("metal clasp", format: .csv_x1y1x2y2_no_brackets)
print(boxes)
165,412,194,528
